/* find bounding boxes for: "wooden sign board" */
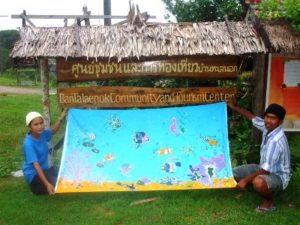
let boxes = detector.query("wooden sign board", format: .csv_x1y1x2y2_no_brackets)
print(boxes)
57,56,238,82
13,58,38,68
58,86,236,108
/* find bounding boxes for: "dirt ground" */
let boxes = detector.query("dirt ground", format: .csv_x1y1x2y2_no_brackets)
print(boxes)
0,85,56,95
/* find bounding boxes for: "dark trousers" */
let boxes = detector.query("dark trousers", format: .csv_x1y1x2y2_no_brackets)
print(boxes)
30,167,58,195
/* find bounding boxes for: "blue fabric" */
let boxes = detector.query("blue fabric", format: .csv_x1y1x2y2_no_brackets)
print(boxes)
22,129,52,184
252,117,291,189
56,102,236,192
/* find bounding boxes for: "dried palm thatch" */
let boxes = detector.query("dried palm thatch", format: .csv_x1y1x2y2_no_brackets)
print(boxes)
10,21,266,61
261,21,300,54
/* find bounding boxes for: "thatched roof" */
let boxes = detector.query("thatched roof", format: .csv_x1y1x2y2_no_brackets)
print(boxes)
261,22,300,54
10,21,266,60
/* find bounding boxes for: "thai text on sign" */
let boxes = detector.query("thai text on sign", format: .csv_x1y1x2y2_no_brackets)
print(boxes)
57,56,238,82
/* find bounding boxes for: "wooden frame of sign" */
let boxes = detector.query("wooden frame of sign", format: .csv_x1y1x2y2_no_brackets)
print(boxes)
56,56,238,108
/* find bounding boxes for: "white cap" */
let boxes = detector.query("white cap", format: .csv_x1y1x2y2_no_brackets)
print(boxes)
26,112,43,126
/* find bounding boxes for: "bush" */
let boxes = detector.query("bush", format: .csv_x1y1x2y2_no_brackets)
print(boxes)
258,0,300,34
224,72,261,166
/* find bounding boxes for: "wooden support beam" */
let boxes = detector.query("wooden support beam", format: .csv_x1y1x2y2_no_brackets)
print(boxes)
76,17,81,26
11,14,128,20
82,6,91,26
252,53,268,143
40,57,55,166
64,18,68,27
11,10,156,27
20,10,36,27
39,58,51,128
225,16,240,55
104,0,111,25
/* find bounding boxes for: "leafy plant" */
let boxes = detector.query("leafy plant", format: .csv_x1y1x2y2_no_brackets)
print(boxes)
223,71,260,166
0,30,20,72
162,0,243,22
258,0,300,33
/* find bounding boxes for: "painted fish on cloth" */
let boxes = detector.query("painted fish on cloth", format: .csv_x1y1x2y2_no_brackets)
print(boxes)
120,163,133,176
188,154,226,186
104,153,115,162
137,177,151,185
162,159,181,173
170,117,180,136
200,135,218,146
133,132,149,147
96,153,116,168
155,148,172,155
85,133,96,141
107,115,122,131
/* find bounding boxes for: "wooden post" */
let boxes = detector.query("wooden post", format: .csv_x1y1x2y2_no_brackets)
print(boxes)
64,18,68,27
82,6,91,26
16,69,20,85
39,58,51,128
20,10,36,27
76,17,81,26
252,53,268,143
104,0,111,25
22,10,26,27
40,58,54,166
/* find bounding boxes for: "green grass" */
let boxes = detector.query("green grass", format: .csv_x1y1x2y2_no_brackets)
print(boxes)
0,69,57,87
0,173,299,225
0,94,299,225
0,75,18,85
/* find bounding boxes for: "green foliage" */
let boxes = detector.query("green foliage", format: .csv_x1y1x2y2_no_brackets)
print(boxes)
258,0,300,33
162,0,243,22
284,0,300,32
288,133,300,172
0,30,20,72
224,71,260,166
0,44,10,73
0,69,18,86
105,78,217,88
0,68,58,88
0,30,20,49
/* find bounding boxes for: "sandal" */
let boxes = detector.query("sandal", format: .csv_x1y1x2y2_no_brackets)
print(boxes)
255,206,276,213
